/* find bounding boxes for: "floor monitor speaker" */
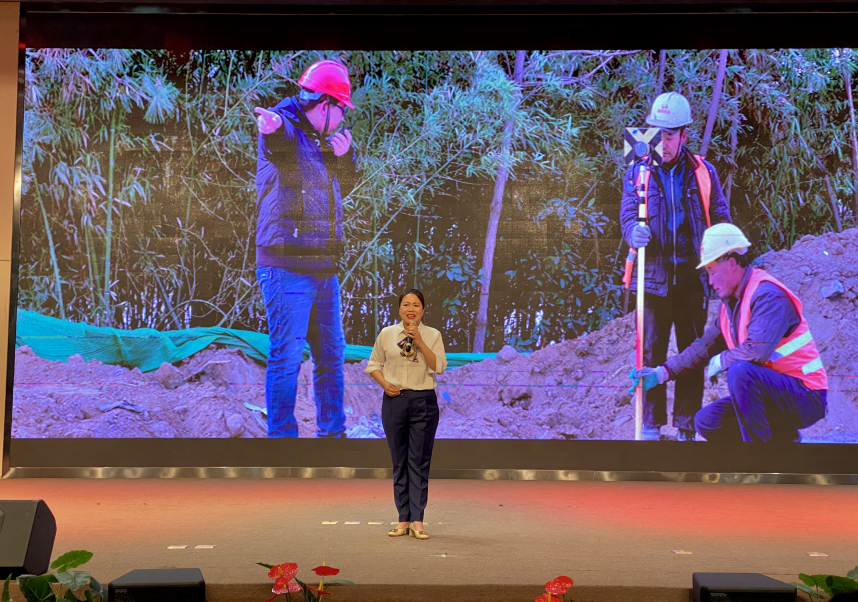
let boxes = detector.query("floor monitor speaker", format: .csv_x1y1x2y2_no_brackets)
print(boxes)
0,500,57,579
693,572,797,602
109,568,205,602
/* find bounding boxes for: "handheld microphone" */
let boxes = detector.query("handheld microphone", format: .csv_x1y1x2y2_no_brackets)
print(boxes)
405,321,417,349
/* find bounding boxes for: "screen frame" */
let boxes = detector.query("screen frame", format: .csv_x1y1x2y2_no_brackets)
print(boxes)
6,4,858,479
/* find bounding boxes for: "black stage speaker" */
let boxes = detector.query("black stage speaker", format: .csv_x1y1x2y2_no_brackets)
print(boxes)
0,500,57,579
109,568,205,602
693,573,797,602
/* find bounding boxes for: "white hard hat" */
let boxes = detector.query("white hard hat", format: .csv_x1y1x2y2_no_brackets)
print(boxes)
696,224,751,268
646,92,693,131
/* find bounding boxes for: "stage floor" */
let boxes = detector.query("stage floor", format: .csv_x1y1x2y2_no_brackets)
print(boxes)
0,478,855,601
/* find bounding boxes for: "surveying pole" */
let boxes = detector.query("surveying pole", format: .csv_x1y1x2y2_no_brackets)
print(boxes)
634,164,650,441
622,127,660,440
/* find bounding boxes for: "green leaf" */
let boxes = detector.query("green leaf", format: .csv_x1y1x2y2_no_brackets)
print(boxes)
824,575,858,596
51,551,93,573
790,582,823,599
2,575,11,602
56,572,73,587
294,578,315,602
257,563,275,569
87,577,102,600
848,566,858,581
799,574,827,589
57,571,90,592
17,574,58,602
324,579,357,587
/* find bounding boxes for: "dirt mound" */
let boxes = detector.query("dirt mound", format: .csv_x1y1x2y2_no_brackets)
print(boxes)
751,229,858,442
12,229,858,441
12,342,389,439
13,346,268,438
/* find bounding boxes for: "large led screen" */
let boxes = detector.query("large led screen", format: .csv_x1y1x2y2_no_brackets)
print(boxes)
11,49,858,442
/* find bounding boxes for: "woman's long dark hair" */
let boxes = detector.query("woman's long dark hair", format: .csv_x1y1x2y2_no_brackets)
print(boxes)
398,289,425,308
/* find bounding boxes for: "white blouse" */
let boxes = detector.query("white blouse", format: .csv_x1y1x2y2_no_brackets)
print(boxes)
364,321,447,390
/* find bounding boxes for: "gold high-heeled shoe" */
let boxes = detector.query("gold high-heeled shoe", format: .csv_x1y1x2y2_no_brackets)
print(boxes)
388,524,410,537
409,525,429,540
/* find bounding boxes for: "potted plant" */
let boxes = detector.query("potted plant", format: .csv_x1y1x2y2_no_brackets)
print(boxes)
257,561,355,601
792,565,858,600
3,550,104,602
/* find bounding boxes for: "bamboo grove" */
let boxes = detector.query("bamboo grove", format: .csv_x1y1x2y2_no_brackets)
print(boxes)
19,49,858,352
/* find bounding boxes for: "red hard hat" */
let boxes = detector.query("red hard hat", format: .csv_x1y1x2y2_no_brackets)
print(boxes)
297,60,355,109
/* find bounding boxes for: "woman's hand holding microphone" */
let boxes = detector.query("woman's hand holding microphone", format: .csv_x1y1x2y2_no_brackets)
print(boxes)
404,322,423,348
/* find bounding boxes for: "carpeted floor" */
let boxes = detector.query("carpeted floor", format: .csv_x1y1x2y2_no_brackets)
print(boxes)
1,478,855,601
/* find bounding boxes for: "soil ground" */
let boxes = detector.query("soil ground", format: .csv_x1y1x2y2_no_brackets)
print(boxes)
12,228,858,442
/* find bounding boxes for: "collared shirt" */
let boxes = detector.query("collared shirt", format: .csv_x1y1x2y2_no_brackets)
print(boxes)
364,321,447,390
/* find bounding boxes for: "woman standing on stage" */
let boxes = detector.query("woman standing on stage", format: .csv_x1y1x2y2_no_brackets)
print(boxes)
365,289,447,540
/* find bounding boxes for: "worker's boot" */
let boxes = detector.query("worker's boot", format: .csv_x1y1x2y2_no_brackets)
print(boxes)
676,429,696,442
640,426,660,441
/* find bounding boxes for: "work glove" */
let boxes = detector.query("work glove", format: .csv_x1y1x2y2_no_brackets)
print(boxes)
629,366,668,392
254,107,283,135
707,353,723,383
630,224,651,248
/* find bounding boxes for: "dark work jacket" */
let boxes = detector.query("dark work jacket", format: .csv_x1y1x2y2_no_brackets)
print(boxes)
620,147,731,297
255,96,357,271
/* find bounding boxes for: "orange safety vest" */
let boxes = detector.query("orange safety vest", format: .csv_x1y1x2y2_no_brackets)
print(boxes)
692,154,712,228
622,155,712,288
718,268,828,390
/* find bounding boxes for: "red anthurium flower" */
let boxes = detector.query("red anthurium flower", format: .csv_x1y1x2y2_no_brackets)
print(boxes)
535,594,553,602
273,578,302,594
268,563,298,582
306,586,332,596
546,576,573,595
264,595,278,602
311,566,340,577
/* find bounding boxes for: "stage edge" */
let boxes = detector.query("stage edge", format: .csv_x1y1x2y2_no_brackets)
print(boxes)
3,466,858,484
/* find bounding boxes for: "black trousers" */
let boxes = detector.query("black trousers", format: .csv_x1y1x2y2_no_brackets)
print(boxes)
643,265,708,431
381,389,439,522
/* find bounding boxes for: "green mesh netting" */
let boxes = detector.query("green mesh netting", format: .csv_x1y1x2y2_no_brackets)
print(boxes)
15,310,493,372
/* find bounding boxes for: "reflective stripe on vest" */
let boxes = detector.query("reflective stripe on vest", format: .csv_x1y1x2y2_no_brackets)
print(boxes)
692,154,712,228
718,268,828,390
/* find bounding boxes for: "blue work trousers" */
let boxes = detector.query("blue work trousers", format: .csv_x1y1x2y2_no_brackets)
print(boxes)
257,266,346,438
695,361,826,442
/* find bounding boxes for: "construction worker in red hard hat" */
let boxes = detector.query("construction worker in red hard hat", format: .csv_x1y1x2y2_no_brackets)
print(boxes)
252,59,357,438
632,224,828,442
620,91,732,441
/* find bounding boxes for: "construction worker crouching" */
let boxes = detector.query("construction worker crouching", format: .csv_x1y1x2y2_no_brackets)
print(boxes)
632,224,828,442
620,92,732,441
